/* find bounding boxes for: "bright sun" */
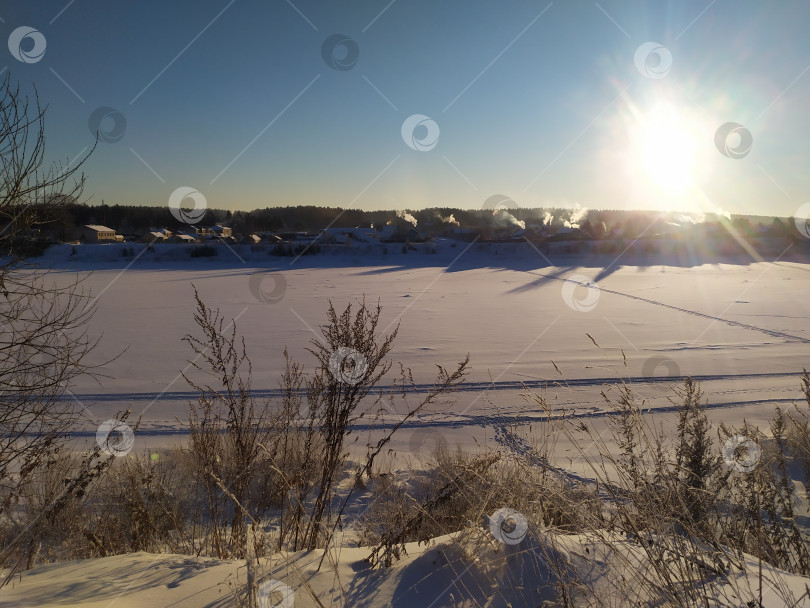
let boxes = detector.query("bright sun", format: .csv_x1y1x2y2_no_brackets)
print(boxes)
631,104,700,194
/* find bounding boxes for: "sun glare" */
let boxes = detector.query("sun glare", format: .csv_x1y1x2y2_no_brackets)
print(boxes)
631,104,700,194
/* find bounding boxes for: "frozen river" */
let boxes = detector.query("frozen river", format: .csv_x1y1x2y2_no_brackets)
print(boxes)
39,240,810,457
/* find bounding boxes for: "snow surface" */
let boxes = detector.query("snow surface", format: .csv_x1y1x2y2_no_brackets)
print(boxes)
33,240,810,453
4,530,810,607
7,239,810,606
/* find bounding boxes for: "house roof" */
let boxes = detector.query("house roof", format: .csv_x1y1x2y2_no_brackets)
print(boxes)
84,225,115,232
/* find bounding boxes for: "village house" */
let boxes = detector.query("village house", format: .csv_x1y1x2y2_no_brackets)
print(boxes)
241,234,262,245
141,228,172,242
80,225,119,243
319,227,377,245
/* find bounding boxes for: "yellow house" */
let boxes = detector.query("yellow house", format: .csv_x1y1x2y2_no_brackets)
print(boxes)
81,225,117,243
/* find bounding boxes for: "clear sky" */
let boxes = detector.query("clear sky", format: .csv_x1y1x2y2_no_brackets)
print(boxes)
2,1,808,217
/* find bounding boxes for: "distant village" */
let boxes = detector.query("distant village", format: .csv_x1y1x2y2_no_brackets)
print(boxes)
13,202,808,259
75,221,518,246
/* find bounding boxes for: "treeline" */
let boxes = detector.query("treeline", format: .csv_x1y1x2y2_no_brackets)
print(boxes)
50,203,502,236
44,200,792,240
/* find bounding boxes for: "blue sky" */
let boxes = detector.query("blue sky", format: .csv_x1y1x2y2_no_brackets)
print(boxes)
1,1,808,216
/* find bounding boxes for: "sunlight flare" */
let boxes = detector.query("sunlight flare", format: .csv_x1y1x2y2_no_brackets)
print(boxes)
630,103,701,193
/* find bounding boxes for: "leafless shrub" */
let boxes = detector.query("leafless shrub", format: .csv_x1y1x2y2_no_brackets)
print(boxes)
287,299,469,557
786,370,810,503
182,287,280,559
0,411,132,582
362,435,602,569
358,373,810,607
536,375,810,606
182,291,469,567
83,448,193,556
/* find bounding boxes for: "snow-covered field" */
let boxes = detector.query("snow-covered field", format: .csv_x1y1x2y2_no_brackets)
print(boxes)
7,239,810,607
41,240,810,450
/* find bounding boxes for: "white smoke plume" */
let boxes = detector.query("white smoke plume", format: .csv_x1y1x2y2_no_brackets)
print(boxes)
715,208,731,221
563,206,588,229
542,211,554,226
396,210,418,227
441,213,460,227
492,209,525,230
508,214,526,230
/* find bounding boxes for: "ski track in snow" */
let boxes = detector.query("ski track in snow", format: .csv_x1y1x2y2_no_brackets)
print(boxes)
526,270,810,344
61,397,799,437
61,371,799,404
493,425,604,491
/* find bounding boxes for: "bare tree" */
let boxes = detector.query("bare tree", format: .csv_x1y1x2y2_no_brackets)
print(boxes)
1,72,91,251
0,72,103,581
